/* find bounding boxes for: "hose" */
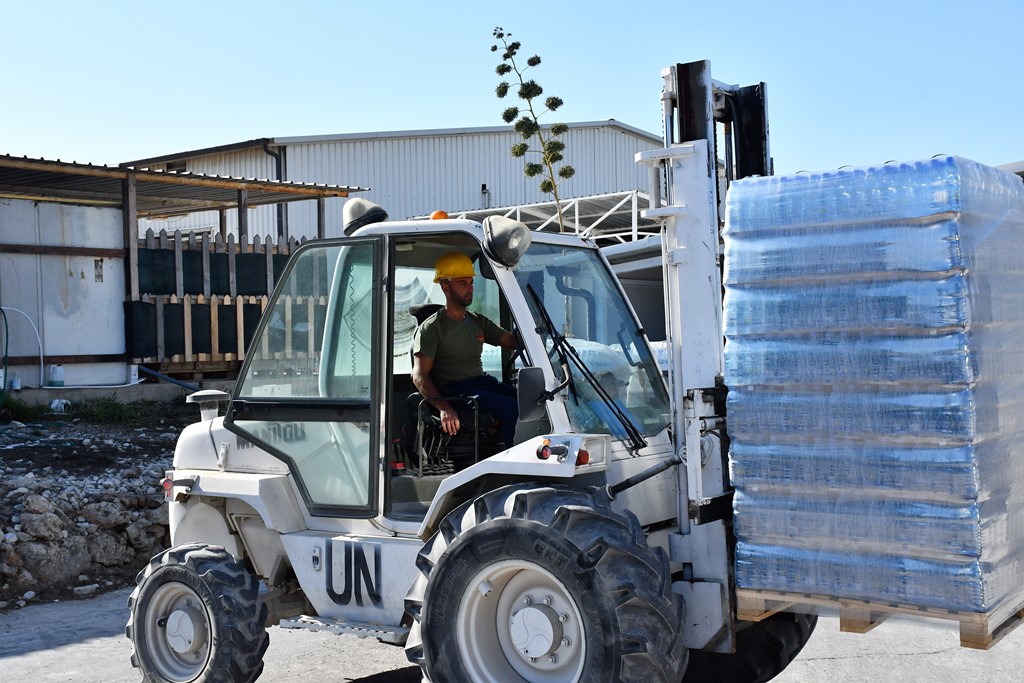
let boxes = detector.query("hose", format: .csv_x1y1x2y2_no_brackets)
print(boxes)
137,364,200,392
0,306,7,401
0,306,44,387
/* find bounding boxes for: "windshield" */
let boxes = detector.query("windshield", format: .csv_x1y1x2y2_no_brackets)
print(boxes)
514,243,671,438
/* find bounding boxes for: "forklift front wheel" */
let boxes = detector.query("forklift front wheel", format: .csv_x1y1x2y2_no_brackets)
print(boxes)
127,544,269,683
406,484,688,682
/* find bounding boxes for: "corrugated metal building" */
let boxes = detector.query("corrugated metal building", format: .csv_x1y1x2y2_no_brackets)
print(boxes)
125,121,663,241
1000,161,1024,179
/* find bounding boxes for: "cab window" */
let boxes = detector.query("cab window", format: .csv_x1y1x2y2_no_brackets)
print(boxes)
229,240,381,515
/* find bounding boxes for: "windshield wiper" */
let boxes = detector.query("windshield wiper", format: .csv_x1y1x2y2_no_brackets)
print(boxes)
559,342,647,453
527,284,577,402
526,285,647,453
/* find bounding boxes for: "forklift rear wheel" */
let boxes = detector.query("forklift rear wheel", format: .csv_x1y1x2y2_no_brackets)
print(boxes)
127,543,269,683
405,484,688,683
681,611,819,683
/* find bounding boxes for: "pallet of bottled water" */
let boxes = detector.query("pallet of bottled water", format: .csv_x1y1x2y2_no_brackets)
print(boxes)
723,156,1024,646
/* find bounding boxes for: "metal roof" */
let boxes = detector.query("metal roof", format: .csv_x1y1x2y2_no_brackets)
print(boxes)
273,120,661,146
0,155,365,218
119,138,276,170
119,121,662,168
422,190,665,246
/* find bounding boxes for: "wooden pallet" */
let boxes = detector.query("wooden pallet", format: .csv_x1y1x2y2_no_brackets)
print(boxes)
736,588,1024,650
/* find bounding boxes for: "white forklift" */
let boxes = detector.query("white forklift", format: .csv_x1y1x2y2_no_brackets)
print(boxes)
126,61,815,683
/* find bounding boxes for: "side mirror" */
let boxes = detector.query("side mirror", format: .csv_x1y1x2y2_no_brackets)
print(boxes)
482,215,531,267
516,366,548,422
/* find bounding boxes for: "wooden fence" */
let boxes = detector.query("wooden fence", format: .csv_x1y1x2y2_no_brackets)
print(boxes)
127,229,309,376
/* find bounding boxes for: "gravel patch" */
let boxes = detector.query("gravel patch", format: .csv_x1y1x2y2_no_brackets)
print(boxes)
0,406,194,611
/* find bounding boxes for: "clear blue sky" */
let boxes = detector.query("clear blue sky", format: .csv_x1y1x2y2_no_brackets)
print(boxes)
3,0,1021,175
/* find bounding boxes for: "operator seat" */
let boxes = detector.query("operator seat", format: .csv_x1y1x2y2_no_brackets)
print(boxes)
409,303,444,327
406,303,502,474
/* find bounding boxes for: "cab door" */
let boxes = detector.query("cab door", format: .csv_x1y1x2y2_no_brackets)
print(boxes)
226,237,384,517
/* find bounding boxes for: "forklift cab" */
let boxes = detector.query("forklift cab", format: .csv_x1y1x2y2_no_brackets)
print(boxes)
225,221,532,519
224,214,671,524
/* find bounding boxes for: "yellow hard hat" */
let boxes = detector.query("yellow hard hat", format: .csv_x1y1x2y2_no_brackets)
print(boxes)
434,252,476,283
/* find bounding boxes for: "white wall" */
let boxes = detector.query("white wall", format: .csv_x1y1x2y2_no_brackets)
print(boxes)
0,198,130,387
138,123,662,241
285,123,661,238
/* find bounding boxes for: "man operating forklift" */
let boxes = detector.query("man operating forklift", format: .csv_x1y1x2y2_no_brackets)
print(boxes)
411,251,518,448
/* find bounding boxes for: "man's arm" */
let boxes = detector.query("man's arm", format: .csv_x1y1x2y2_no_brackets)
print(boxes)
477,313,516,350
411,353,461,436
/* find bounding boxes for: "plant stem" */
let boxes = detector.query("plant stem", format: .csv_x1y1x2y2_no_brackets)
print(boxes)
501,37,567,233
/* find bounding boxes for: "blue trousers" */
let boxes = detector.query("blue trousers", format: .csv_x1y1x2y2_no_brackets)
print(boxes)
439,374,518,449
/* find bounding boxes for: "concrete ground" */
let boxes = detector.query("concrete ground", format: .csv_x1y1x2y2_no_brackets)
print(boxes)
6,379,234,408
1,588,1021,682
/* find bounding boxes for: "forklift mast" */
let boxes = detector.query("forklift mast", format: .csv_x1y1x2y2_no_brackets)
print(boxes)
635,60,771,652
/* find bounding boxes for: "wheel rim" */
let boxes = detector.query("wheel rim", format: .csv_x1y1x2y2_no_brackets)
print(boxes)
143,580,212,682
457,560,585,683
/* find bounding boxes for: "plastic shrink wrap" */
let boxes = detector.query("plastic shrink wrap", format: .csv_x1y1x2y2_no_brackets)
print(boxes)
723,156,1024,624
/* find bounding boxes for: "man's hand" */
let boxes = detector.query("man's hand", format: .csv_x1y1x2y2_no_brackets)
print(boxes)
413,352,460,435
437,403,461,436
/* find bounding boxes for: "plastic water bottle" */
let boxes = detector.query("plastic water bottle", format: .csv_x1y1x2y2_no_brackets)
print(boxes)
47,364,65,387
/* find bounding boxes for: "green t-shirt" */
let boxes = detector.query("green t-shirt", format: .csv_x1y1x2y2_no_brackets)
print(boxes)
412,310,507,387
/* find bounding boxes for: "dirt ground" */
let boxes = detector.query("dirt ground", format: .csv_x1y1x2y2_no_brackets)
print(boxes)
0,398,195,474
0,400,198,607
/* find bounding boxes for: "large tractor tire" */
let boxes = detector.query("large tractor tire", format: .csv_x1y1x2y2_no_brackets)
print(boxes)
682,612,818,683
126,543,269,683
405,484,688,683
